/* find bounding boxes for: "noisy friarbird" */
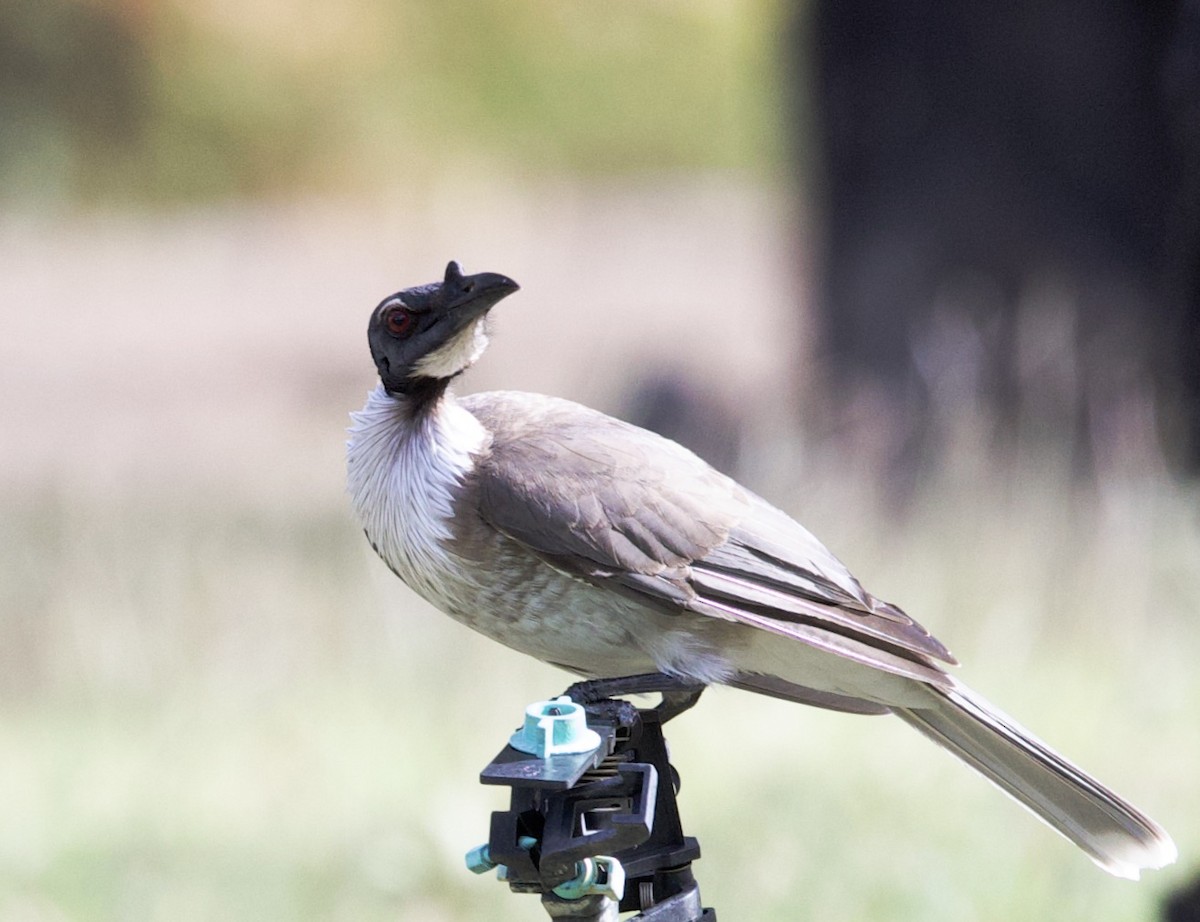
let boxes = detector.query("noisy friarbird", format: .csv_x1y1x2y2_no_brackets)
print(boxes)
347,261,1175,879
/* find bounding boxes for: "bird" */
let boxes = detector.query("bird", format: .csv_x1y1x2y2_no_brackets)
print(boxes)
347,260,1176,880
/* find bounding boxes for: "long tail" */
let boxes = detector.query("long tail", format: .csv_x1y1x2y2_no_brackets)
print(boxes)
893,681,1176,879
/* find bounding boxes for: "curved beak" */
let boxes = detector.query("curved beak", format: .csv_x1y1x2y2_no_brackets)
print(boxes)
443,261,520,313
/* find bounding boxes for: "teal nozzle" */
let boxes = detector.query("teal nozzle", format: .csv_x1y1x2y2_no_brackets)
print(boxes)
509,696,602,758
553,855,626,902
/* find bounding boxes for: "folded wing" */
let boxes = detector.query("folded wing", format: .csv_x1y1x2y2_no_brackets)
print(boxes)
466,392,954,690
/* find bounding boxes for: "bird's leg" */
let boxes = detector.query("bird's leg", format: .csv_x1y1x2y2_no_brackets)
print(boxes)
656,686,706,723
564,672,704,702
563,673,706,723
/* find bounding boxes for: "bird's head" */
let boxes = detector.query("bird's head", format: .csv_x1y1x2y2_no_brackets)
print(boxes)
368,261,519,401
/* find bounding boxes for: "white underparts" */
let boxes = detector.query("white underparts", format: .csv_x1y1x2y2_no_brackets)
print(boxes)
346,384,488,605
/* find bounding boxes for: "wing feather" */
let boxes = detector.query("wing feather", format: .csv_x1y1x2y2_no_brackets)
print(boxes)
464,391,956,685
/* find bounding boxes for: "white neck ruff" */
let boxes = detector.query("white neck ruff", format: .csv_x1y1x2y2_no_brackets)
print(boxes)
346,384,488,601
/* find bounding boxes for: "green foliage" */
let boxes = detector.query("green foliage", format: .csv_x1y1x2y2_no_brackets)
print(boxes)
0,0,789,206
0,0,149,203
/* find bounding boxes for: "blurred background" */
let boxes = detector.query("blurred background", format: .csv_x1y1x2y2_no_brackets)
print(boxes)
2,1,1199,919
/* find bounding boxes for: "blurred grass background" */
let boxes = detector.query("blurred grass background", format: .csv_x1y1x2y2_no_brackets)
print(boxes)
1,1,1197,920
1,0,786,206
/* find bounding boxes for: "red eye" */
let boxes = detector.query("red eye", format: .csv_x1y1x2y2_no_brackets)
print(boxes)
384,306,415,337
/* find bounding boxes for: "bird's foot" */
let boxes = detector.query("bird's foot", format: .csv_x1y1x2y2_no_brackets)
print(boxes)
563,673,706,723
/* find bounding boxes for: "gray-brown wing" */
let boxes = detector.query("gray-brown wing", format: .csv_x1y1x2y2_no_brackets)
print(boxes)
466,391,736,576
464,391,955,681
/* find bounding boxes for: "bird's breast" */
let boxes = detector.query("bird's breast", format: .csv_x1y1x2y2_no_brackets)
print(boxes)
347,386,489,608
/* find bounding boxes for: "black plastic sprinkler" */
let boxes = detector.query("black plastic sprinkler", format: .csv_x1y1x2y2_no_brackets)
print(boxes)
466,676,717,921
